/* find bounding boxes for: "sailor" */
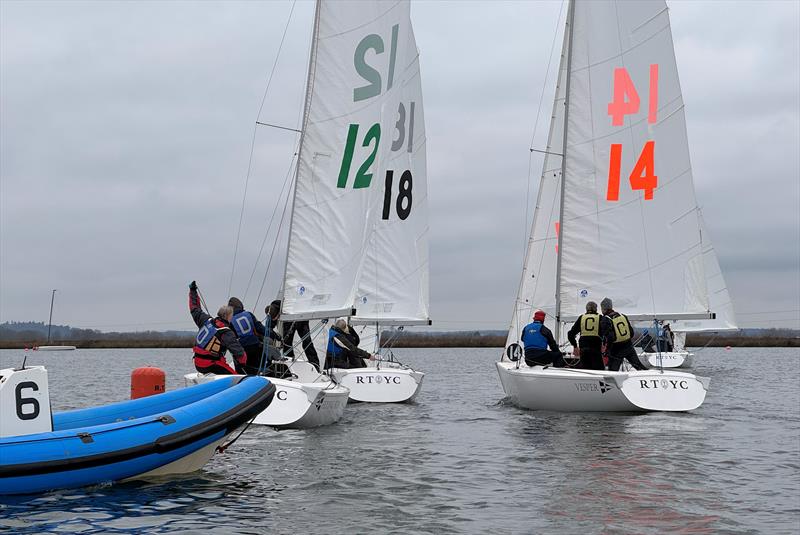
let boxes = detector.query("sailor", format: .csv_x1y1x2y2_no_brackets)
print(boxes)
639,329,657,353
258,300,292,378
659,323,675,352
521,310,566,367
227,297,266,375
269,299,321,372
189,281,246,375
600,298,646,371
567,301,611,370
324,318,373,370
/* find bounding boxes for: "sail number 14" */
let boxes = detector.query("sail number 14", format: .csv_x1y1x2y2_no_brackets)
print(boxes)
606,64,658,201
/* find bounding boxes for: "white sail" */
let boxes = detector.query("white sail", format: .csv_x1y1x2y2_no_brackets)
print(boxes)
671,212,738,332
505,27,568,348
282,0,418,319
557,0,709,319
354,12,430,326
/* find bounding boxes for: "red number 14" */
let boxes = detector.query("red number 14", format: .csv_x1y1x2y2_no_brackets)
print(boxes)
606,64,659,201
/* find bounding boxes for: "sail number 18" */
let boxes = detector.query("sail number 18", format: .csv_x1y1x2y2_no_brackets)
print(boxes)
606,64,658,201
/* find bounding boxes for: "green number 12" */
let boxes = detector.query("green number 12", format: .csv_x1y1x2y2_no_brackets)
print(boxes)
337,123,381,189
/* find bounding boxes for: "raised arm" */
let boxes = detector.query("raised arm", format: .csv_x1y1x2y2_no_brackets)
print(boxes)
188,281,211,328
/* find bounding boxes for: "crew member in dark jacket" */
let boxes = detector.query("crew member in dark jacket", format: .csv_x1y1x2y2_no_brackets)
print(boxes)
567,301,611,370
600,298,646,371
189,281,245,375
227,297,266,375
521,310,566,367
325,318,373,369
268,299,321,372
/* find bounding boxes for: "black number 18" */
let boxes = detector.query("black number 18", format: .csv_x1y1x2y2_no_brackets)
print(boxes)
382,170,413,220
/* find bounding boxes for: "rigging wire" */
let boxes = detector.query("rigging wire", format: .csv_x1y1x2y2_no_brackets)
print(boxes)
242,152,298,303
522,0,566,265
254,173,296,312
228,0,298,298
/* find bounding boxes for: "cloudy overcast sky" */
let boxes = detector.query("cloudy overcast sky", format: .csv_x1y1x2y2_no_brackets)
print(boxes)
1,0,798,332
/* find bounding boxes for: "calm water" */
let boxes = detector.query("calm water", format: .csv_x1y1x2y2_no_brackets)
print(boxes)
0,347,798,534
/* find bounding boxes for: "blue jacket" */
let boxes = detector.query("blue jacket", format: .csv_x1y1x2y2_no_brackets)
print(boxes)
521,321,558,352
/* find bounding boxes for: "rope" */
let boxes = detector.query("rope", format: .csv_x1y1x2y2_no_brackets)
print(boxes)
197,289,210,314
216,415,258,454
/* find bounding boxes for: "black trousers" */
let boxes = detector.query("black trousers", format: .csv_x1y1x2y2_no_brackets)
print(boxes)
524,348,566,368
608,344,647,371
235,343,265,375
578,346,605,370
283,321,321,371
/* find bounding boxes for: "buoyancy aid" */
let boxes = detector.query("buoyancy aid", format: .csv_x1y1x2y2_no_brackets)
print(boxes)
609,313,632,343
327,328,345,358
194,318,229,359
522,322,548,350
580,313,601,337
231,310,259,347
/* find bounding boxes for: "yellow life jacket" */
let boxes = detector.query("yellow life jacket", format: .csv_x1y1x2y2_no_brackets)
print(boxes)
611,314,631,342
580,313,600,337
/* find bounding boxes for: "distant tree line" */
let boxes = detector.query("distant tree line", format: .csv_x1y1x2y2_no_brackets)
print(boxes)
0,322,797,349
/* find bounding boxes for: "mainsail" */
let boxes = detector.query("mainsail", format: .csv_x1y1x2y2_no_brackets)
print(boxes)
281,0,419,320
354,9,430,327
508,0,717,349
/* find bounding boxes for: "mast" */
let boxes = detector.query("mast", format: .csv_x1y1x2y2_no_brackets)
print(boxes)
47,289,56,343
553,0,575,343
278,0,320,316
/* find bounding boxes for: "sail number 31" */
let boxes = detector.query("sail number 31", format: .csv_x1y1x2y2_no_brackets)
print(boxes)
606,64,658,201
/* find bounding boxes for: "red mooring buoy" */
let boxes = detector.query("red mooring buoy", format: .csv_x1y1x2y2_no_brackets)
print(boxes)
131,367,166,399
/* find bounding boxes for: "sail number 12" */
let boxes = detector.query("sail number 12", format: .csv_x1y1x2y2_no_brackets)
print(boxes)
606,64,658,201
335,25,415,221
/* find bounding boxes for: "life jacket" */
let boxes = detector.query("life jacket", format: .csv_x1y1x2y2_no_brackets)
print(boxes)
609,313,632,343
193,318,229,359
327,328,345,359
522,322,548,350
580,313,601,337
231,310,259,347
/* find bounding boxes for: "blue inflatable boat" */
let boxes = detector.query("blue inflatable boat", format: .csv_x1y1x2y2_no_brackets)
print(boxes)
0,373,275,495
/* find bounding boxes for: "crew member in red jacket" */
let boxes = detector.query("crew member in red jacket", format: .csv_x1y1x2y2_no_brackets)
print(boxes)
189,281,246,374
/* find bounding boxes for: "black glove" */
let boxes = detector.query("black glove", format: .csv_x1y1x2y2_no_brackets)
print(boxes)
189,281,198,291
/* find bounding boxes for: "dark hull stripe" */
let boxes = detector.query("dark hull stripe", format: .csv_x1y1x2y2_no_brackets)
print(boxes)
0,378,275,478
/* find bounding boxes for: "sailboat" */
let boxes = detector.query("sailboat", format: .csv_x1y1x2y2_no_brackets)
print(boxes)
185,0,426,428
496,0,715,412
639,212,738,368
37,289,76,351
323,1,429,403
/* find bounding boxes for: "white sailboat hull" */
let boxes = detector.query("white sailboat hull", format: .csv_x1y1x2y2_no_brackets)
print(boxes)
640,351,694,369
184,373,349,429
36,346,76,351
496,361,708,412
329,364,423,403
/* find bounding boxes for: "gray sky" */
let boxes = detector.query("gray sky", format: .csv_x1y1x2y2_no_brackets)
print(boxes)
1,0,798,332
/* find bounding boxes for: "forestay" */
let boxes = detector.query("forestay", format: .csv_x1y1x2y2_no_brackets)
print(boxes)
282,1,420,319
506,27,568,347
560,0,709,318
355,3,430,326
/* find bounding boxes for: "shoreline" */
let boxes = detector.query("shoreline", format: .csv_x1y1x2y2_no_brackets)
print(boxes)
1,334,797,350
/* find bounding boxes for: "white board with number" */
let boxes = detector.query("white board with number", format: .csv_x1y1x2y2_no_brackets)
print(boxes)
0,366,53,438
